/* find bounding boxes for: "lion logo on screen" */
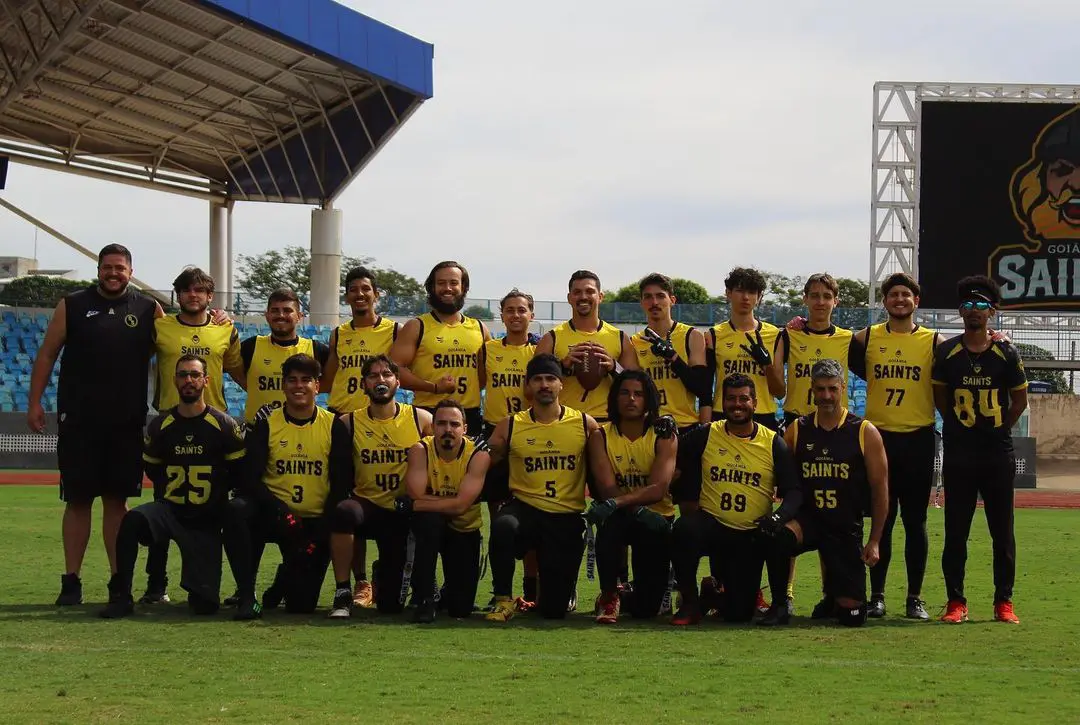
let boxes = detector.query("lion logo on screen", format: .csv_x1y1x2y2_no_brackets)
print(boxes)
1010,106,1080,249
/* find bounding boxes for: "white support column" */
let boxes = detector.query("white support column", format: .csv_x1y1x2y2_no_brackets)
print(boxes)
209,201,229,307
225,200,235,312
310,204,343,327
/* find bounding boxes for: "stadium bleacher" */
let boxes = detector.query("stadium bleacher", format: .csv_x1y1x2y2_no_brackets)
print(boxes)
0,308,905,422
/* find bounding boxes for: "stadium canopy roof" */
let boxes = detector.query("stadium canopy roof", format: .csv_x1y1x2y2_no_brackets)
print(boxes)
0,0,433,203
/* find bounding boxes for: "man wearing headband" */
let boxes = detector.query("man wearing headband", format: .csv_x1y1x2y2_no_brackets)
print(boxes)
326,355,434,618
931,275,1027,624
764,359,889,627
483,353,603,621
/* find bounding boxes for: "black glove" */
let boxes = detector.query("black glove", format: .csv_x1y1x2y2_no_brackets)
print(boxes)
755,511,784,537
584,498,617,525
740,330,772,368
643,327,676,361
471,436,491,453
654,414,677,439
633,506,671,534
394,495,414,515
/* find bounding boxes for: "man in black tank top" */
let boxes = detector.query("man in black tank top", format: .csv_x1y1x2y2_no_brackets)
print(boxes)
27,245,161,607
762,359,889,627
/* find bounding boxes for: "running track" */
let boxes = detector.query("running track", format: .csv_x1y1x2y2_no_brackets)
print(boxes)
2,471,1079,509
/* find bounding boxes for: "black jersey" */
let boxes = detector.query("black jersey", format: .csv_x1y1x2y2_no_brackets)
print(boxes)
931,336,1027,455
143,406,246,524
59,285,157,426
791,411,869,534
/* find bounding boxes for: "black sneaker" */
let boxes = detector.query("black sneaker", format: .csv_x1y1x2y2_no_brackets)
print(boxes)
757,602,792,626
328,588,352,619
138,586,171,605
261,565,286,610
412,598,436,624
810,595,835,619
905,596,930,621
55,573,83,606
233,598,263,621
867,595,886,618
223,591,241,607
99,576,133,619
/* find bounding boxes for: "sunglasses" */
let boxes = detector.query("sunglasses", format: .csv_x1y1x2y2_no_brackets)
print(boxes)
960,300,992,311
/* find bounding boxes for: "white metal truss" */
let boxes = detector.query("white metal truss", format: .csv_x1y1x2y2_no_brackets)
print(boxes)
870,82,1080,305
0,0,424,203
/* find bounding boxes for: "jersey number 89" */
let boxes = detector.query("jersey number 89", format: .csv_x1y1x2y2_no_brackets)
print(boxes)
718,492,746,512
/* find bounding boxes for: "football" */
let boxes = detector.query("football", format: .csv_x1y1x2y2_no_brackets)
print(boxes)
575,344,606,391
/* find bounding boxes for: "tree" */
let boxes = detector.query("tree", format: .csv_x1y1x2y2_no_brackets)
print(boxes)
762,273,804,308
608,277,713,305
1015,343,1071,394
463,303,494,320
235,245,422,301
836,277,870,308
0,276,94,307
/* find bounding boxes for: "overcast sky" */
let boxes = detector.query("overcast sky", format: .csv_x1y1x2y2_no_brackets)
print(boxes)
0,0,1072,301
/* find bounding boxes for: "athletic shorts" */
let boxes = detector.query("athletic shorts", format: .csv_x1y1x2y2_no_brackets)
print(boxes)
795,514,866,603
57,419,144,504
136,500,223,604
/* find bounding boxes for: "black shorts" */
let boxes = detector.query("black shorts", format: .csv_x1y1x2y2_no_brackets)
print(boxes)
795,514,866,603
419,406,483,435
136,501,223,604
57,419,144,504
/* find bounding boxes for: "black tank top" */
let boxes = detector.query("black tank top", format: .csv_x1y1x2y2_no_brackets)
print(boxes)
59,286,157,426
792,411,869,533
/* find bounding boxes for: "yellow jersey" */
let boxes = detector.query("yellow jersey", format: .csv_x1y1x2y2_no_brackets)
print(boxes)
153,315,240,412
243,335,315,423
864,323,937,432
600,422,674,517
410,312,486,410
631,322,698,426
549,320,624,419
351,403,423,509
710,320,780,414
699,422,778,530
423,435,483,533
508,406,589,513
262,407,336,517
783,326,853,417
327,317,399,413
482,338,536,425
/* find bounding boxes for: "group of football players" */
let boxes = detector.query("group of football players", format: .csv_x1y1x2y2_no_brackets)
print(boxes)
27,245,1027,626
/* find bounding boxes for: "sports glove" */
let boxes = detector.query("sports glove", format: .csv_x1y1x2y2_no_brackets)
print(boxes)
740,330,772,368
754,511,784,537
584,498,617,525
633,506,671,534
471,436,491,453
394,495,414,515
654,414,677,439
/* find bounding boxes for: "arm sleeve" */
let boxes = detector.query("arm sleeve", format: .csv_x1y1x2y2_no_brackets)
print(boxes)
239,336,256,373
847,335,867,381
313,340,331,368
676,424,709,482
668,357,710,401
771,434,803,522
142,418,167,499
702,346,717,404
328,417,355,507
243,417,276,506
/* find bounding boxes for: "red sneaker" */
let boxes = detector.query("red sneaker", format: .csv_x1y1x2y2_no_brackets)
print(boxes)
756,588,769,615
940,600,968,624
994,601,1020,624
670,607,702,626
595,593,620,624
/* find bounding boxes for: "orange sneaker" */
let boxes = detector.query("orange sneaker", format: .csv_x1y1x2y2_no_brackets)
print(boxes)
352,580,375,608
940,600,968,624
595,593,620,624
994,601,1020,624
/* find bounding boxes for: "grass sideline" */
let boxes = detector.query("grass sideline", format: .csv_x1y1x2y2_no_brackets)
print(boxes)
0,486,1078,723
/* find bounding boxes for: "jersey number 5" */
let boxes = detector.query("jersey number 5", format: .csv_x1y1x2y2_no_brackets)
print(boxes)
165,465,212,505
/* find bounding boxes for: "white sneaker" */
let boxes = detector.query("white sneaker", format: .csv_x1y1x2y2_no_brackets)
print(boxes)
328,588,352,618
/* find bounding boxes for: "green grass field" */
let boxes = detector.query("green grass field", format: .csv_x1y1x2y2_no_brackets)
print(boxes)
1,486,1078,724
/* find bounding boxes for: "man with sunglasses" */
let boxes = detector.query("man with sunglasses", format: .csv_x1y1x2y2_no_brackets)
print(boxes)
931,276,1027,624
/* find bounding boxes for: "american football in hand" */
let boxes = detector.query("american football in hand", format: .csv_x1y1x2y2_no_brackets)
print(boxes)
575,344,606,391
